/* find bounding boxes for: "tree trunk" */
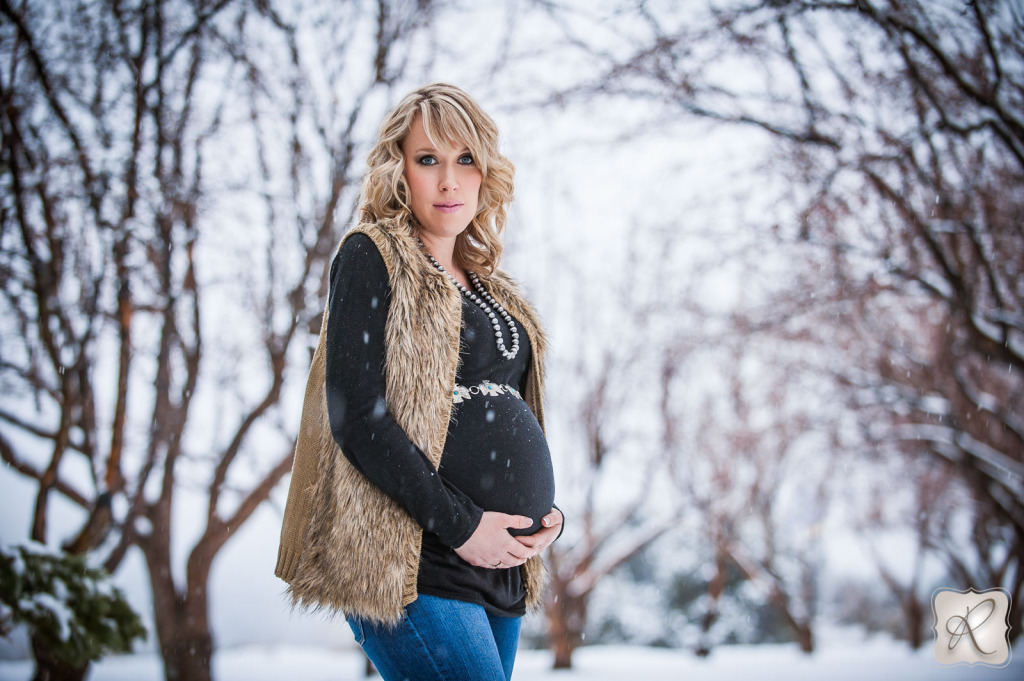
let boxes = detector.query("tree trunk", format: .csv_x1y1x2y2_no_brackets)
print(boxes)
160,622,213,681
144,525,215,681
29,636,88,681
150,578,214,681
905,594,924,649
1007,544,1024,647
770,590,814,654
696,549,727,657
546,577,588,669
794,623,813,654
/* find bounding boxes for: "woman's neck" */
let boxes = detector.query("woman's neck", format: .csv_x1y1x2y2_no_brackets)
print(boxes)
419,232,469,287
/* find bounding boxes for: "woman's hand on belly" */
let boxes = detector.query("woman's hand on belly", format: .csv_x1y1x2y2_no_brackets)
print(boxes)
454,511,539,569
512,507,563,555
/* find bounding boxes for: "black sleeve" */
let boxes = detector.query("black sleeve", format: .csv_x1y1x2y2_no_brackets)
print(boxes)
552,503,565,543
324,233,483,549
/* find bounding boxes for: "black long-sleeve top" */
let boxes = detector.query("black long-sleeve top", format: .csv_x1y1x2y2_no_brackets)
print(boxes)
325,233,555,616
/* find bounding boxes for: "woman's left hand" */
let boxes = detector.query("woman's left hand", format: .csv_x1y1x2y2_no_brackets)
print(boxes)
513,507,563,555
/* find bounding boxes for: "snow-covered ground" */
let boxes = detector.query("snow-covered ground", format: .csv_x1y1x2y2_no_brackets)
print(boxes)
1,634,1020,681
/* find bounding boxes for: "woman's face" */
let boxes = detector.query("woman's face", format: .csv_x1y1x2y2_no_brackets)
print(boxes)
401,116,482,243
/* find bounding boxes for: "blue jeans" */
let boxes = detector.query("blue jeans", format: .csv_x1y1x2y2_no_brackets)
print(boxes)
346,593,522,681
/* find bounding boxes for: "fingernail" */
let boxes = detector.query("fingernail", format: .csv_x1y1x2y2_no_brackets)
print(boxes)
543,517,551,526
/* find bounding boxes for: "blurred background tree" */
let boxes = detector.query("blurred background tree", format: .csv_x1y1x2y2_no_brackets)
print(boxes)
534,0,1023,664
2,0,1022,676
1,0,443,678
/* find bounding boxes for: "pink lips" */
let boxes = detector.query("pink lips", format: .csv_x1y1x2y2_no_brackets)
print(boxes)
434,202,462,214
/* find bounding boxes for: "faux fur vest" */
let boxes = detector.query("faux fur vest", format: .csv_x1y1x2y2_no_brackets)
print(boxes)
275,219,548,625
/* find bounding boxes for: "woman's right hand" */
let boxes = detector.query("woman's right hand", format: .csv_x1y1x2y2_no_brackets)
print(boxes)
454,512,536,568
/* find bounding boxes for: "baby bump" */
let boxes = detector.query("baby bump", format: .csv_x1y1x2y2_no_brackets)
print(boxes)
440,386,555,536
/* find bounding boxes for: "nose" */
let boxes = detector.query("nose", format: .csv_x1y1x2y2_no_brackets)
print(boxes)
439,166,459,192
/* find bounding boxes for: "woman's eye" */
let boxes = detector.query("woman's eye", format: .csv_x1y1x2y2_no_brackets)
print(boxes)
458,154,474,165
417,155,437,166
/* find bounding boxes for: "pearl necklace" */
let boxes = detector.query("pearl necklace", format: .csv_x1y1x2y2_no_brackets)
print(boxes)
421,246,520,361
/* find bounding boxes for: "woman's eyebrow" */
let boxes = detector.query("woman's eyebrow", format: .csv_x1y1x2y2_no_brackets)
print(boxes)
410,144,472,154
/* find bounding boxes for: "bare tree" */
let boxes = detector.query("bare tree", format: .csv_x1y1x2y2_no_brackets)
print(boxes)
543,352,680,667
860,457,961,649
538,228,685,669
659,326,836,655
0,1,442,679
542,0,1024,642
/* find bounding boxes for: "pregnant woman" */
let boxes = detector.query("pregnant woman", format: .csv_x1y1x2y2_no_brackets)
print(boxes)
275,83,563,681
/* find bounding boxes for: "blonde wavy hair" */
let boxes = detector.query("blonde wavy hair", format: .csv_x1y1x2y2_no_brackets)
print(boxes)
358,83,515,275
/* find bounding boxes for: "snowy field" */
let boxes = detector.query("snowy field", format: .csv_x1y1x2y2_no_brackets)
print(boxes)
1,635,1021,681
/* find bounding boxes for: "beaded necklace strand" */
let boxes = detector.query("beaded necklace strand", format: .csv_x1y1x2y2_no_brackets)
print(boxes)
420,242,520,361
